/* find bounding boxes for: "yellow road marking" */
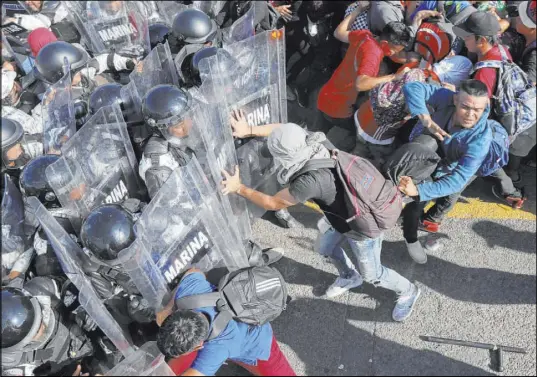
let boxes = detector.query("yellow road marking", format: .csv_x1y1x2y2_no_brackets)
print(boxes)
304,199,536,220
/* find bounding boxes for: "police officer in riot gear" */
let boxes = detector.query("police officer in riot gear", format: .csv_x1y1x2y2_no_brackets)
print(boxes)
88,83,152,159
139,84,195,198
18,155,73,279
76,203,156,333
168,8,222,54
148,23,170,50
2,283,93,376
1,118,42,180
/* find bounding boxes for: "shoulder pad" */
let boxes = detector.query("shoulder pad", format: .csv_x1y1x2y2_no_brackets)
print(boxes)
143,136,169,156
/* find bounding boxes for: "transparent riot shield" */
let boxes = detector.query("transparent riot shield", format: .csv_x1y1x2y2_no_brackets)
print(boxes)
1,174,25,255
153,1,188,27
198,30,287,218
1,26,33,74
104,342,174,376
129,41,179,101
120,41,179,124
192,1,226,18
41,62,76,155
222,3,255,45
26,196,135,357
18,0,62,19
120,158,249,307
63,1,150,57
46,104,146,233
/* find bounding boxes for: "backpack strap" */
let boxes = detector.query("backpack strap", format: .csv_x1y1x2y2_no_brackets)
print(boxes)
290,158,337,182
498,45,512,62
175,292,232,340
472,59,503,74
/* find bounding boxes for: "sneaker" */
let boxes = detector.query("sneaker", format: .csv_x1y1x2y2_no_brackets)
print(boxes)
262,248,285,265
405,240,427,264
325,272,363,298
492,186,527,209
286,85,297,102
392,284,421,322
275,209,300,229
296,88,309,108
419,219,440,233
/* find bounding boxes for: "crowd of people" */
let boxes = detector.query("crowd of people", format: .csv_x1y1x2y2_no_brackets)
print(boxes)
1,0,535,376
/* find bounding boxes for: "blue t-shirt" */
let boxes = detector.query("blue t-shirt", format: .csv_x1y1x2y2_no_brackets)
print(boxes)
174,272,273,376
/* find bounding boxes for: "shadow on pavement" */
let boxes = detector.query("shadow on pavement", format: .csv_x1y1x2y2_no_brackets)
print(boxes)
275,298,495,376
382,239,537,306
471,220,536,253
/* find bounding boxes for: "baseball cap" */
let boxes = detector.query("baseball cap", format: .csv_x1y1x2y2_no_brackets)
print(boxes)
519,1,536,28
1,70,17,100
453,11,501,38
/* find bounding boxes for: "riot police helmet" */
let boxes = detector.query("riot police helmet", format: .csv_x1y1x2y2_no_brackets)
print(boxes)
149,23,171,50
89,83,123,115
2,287,41,349
19,155,61,208
181,46,218,88
80,204,136,261
172,8,218,45
34,41,90,84
1,117,31,170
142,84,192,132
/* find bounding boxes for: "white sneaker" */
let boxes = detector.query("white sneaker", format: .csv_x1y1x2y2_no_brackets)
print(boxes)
405,240,427,264
325,272,363,298
392,284,421,322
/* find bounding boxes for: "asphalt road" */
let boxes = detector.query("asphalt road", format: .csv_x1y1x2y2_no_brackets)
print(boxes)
219,151,536,376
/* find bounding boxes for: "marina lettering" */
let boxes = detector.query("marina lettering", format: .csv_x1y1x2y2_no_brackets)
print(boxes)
246,104,270,127
164,232,210,283
98,23,136,42
104,180,129,204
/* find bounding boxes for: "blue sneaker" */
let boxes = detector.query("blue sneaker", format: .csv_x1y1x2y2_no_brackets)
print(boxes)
392,284,421,322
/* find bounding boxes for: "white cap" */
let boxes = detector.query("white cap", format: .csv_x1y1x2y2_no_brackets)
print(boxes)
432,55,473,87
2,69,17,100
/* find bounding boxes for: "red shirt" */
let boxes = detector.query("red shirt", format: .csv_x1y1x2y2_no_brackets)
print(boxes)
317,30,385,119
474,45,512,98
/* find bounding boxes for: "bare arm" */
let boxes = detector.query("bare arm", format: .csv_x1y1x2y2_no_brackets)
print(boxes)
334,2,369,43
236,186,298,211
229,109,281,138
182,368,205,376
355,74,395,92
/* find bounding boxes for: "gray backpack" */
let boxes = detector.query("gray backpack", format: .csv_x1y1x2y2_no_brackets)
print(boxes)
291,150,402,239
175,265,288,340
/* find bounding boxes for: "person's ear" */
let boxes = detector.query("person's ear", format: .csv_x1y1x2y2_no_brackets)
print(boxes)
192,341,204,351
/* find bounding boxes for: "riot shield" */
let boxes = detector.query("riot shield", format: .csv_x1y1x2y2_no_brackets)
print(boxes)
120,158,249,307
222,3,255,45
46,104,146,233
197,30,287,218
63,1,150,57
104,342,174,376
192,1,226,18
1,24,33,74
120,41,179,124
153,1,188,27
1,174,25,255
41,62,76,155
26,196,135,357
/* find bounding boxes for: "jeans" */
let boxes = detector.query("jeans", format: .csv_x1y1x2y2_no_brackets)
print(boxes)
317,228,413,296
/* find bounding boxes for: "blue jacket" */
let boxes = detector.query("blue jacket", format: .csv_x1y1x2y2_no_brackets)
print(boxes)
403,82,492,202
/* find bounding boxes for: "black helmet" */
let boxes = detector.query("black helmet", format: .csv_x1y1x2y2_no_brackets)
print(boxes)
19,155,61,208
1,117,31,170
80,204,136,261
181,46,218,88
89,83,123,115
149,23,170,50
34,41,90,84
172,8,218,45
142,84,191,131
2,287,40,349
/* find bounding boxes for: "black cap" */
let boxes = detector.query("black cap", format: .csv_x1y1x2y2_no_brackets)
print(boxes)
453,11,501,38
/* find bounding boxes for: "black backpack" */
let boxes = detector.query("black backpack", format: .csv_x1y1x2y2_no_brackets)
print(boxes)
175,265,288,340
